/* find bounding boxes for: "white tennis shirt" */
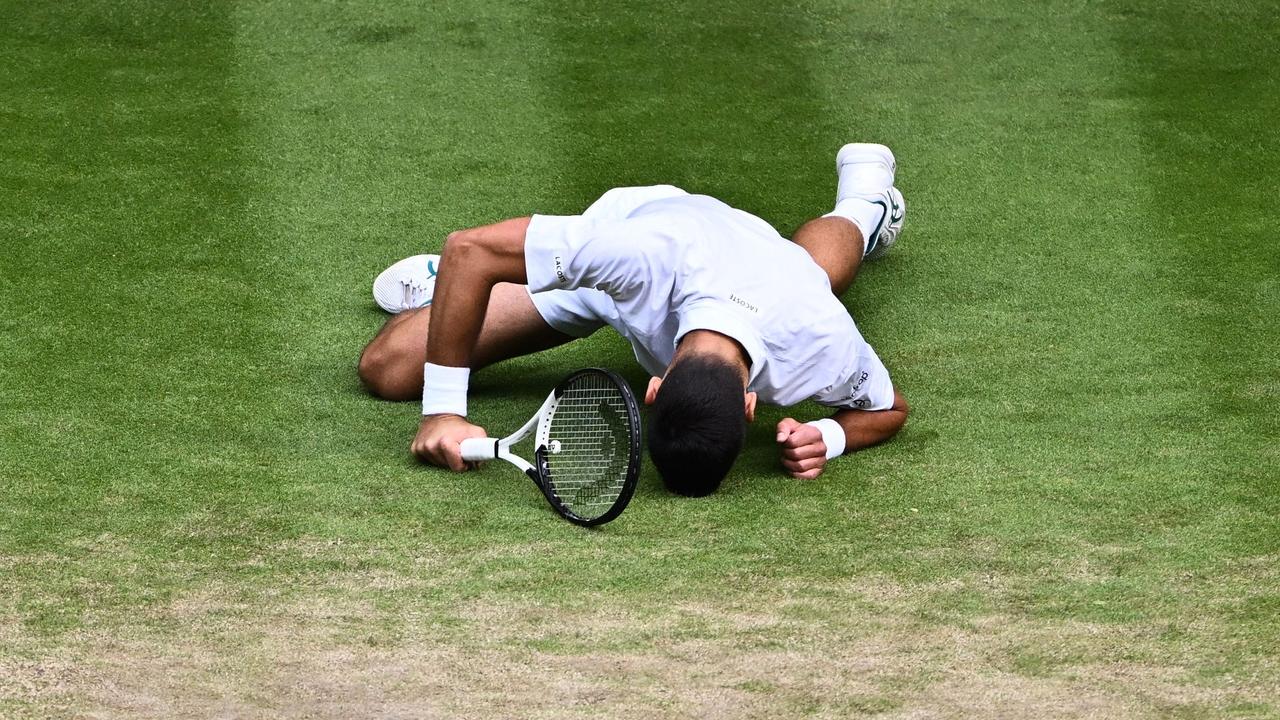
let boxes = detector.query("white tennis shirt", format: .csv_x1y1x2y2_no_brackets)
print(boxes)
524,186,895,410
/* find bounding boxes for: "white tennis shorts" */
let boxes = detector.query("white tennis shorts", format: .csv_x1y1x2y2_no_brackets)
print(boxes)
525,184,690,338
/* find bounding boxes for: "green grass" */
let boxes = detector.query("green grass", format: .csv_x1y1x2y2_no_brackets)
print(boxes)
2,0,1278,717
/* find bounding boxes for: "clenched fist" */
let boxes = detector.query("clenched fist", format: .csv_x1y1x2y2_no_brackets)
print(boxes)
775,418,828,480
412,414,488,471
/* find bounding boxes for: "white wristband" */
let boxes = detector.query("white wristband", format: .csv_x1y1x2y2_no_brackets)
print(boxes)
422,363,470,416
804,418,847,460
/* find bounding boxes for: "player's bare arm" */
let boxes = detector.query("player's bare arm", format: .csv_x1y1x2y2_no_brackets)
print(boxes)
411,217,532,470
775,389,909,480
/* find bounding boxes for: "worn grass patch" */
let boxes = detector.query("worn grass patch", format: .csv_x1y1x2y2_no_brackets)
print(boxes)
5,566,1275,718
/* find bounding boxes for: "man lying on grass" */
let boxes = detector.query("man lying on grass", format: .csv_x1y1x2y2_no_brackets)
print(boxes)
358,143,909,496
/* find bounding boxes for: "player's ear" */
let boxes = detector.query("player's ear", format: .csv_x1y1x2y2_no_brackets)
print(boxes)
645,376,662,405
744,391,757,422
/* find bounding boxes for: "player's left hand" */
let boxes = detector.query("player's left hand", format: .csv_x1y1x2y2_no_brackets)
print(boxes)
775,418,828,480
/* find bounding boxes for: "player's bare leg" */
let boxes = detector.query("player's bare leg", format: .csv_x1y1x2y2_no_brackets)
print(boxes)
358,282,575,400
793,217,866,295
795,142,905,295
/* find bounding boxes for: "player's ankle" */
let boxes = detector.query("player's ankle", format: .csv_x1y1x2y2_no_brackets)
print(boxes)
824,198,884,256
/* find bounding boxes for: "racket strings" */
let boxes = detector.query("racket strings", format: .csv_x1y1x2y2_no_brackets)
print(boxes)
541,375,635,518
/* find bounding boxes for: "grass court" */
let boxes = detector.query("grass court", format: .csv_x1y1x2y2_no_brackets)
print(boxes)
2,0,1277,716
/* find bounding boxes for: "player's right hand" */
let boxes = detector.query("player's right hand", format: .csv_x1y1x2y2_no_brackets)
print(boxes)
412,414,487,471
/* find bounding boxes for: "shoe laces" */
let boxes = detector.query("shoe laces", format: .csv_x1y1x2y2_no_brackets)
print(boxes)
398,258,437,308
400,280,430,308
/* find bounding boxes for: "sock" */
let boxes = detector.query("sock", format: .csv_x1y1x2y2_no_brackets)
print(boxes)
824,198,884,257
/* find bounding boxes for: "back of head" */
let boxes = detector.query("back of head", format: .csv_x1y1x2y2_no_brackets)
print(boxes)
647,355,747,497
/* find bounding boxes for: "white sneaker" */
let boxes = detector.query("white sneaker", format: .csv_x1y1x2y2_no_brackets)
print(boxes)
372,254,439,313
836,143,905,259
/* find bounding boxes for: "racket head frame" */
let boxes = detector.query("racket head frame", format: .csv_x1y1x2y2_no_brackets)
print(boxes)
531,368,642,527
457,368,642,526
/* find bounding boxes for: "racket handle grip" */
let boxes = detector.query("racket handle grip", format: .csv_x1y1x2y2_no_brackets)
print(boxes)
460,437,500,462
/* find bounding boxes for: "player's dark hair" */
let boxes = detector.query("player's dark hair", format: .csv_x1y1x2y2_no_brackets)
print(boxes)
647,355,747,497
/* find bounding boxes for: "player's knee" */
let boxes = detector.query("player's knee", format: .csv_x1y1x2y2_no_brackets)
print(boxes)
358,342,419,401
647,356,747,497
357,344,391,397
442,229,480,260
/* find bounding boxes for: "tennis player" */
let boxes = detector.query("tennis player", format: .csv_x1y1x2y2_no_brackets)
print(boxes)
359,143,909,496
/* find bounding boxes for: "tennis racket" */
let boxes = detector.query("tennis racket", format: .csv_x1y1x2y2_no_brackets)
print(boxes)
460,368,642,526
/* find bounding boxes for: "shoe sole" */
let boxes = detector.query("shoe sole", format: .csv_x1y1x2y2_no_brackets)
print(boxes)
836,142,896,173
